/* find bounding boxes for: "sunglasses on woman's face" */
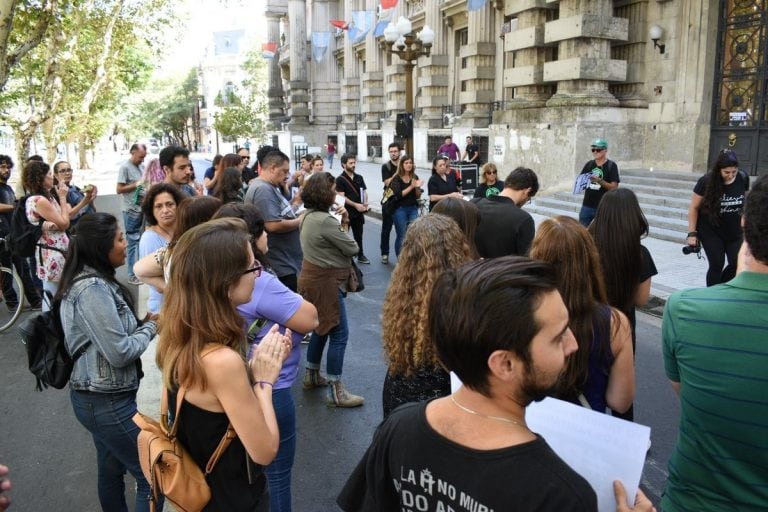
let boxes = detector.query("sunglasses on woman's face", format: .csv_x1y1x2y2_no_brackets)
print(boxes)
486,170,497,175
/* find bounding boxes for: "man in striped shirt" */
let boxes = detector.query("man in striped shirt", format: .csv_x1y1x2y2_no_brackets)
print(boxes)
662,174,768,512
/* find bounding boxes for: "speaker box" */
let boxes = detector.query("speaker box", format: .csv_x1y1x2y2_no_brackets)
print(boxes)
396,112,413,138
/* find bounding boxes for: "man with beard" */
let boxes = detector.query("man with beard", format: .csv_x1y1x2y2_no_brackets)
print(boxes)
338,257,654,512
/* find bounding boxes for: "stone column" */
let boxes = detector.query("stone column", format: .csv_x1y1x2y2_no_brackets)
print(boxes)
459,4,496,125
609,0,649,107
287,0,310,127
543,0,628,107
266,10,287,128
310,0,340,129
340,2,361,130
416,1,450,128
504,1,555,108
361,6,384,130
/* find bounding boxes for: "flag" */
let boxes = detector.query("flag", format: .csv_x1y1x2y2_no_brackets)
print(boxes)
330,20,349,30
261,42,277,59
378,7,393,20
381,0,397,9
373,20,388,37
311,32,331,62
467,0,487,11
349,11,375,43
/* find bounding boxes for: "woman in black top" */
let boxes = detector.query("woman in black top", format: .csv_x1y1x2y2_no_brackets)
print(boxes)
389,156,423,256
427,155,461,211
687,149,749,286
473,162,504,198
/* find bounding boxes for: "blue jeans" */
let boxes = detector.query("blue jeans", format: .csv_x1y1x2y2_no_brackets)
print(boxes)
123,211,143,278
393,205,418,256
578,205,597,227
380,211,394,257
70,388,157,512
306,290,348,379
265,388,297,512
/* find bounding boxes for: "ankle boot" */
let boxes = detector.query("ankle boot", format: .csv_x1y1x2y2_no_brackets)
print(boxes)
326,380,364,408
303,369,327,389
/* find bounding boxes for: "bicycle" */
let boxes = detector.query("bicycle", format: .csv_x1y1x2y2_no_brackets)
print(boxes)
0,264,25,332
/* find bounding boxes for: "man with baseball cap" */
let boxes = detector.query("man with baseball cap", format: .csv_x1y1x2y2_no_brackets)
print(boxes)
578,138,619,227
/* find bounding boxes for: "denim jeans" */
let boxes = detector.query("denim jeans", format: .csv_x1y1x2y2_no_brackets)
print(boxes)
265,388,297,512
123,211,143,278
306,290,349,379
578,205,597,227
393,205,418,256
70,388,157,512
380,211,394,257
42,280,57,312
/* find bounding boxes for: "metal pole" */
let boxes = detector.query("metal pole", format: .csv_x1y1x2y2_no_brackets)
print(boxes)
404,61,414,159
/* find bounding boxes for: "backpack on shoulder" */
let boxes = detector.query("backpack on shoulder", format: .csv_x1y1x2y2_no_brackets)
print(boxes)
6,195,64,258
19,274,95,391
134,386,235,512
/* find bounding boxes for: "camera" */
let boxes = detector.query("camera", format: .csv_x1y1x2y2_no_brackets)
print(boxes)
682,243,701,255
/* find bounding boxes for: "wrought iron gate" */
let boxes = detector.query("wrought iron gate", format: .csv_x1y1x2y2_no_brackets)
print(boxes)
710,0,768,175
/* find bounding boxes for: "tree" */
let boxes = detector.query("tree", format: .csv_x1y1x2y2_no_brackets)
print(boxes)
0,0,57,92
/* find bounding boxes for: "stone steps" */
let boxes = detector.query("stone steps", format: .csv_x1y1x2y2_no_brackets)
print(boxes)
526,168,700,244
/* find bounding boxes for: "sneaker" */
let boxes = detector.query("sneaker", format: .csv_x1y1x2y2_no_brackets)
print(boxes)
381,254,389,264
357,255,371,264
326,380,364,408
128,276,142,285
6,303,19,313
303,369,328,389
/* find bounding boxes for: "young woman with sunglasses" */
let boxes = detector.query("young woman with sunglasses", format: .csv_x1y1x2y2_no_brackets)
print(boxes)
473,162,503,198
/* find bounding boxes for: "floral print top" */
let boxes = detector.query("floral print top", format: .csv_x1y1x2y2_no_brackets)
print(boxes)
26,195,69,282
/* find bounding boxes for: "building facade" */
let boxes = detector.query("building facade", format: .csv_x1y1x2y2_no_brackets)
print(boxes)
265,0,768,188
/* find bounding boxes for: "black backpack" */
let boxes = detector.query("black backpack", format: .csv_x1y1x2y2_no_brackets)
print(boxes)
19,274,95,391
6,195,63,258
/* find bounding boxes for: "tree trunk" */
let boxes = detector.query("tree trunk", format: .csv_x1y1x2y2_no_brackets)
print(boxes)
78,132,88,169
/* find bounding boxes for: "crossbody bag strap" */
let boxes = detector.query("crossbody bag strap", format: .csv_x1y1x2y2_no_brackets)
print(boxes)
342,174,361,202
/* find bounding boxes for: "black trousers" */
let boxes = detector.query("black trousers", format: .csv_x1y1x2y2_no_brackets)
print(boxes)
349,215,365,258
380,211,393,257
0,247,42,307
699,223,741,287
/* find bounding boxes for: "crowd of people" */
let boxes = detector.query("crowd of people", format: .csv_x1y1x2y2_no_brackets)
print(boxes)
1,138,764,512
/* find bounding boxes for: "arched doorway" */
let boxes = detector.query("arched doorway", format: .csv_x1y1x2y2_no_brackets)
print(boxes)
710,0,768,175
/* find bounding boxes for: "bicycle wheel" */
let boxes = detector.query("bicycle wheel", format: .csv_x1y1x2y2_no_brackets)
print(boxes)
0,266,24,332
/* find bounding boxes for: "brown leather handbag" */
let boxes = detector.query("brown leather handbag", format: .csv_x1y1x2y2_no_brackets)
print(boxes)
134,386,236,512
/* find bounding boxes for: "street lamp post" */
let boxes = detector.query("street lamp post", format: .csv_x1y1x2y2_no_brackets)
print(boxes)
381,17,434,159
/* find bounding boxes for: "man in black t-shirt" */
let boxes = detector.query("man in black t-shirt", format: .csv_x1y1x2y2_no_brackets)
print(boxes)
380,143,400,264
578,138,619,226
336,154,369,264
0,154,42,310
338,257,654,512
462,135,480,165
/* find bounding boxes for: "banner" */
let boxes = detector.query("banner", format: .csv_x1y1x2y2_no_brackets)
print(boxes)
381,0,398,9
311,32,331,62
373,20,389,38
349,10,375,43
467,0,488,11
261,42,277,59
330,20,349,30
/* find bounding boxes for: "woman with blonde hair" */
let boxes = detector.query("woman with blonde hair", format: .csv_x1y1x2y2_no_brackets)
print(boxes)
381,214,472,417
473,162,504,198
156,218,289,511
529,215,634,414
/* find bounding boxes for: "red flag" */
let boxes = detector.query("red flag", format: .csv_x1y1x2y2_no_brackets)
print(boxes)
330,19,349,30
261,42,277,59
380,0,398,9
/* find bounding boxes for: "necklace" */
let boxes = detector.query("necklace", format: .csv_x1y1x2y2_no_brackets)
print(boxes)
450,395,527,428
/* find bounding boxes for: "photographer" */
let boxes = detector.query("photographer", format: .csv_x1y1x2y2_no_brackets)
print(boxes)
687,149,749,286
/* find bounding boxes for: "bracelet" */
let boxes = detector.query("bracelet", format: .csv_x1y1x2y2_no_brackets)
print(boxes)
687,231,698,237
256,381,273,390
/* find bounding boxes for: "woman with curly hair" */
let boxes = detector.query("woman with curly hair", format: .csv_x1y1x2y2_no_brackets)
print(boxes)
530,216,634,414
213,167,244,204
687,149,749,286
381,214,472,417
432,197,481,259
473,162,504,198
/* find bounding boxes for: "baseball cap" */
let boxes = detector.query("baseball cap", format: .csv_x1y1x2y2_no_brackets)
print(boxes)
591,138,608,149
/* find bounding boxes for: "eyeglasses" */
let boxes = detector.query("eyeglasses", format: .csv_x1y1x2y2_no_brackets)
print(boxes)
242,262,263,277
591,148,605,153
242,156,250,161
0,164,10,169
57,168,73,173
485,170,497,175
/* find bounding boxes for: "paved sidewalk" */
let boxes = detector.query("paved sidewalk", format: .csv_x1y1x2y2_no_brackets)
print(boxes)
344,159,709,308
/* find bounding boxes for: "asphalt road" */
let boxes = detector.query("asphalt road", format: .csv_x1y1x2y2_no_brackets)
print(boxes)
0,217,679,511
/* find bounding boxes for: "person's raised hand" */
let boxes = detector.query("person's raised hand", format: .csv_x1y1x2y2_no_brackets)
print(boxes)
0,464,12,512
613,481,656,512
249,325,289,385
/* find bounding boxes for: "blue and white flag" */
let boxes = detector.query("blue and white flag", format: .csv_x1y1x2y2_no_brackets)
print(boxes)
373,20,389,37
467,0,488,11
349,11,375,43
311,31,331,62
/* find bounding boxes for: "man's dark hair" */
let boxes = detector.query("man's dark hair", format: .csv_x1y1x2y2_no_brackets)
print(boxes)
159,145,189,169
262,150,289,170
256,145,276,167
504,167,539,197
744,174,768,263
429,256,559,396
0,154,13,169
141,182,185,226
27,155,44,163
129,143,146,153
302,172,336,210
388,142,400,150
340,153,355,166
